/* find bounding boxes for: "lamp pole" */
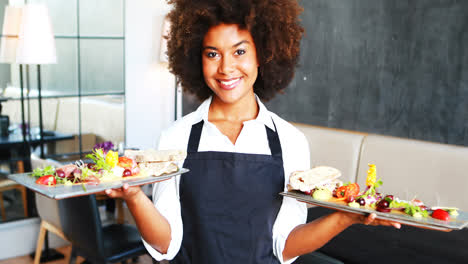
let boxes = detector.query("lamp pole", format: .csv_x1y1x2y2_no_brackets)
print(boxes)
15,4,63,262
19,64,32,172
37,64,45,158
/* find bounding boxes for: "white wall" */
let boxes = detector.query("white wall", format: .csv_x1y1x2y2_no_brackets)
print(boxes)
0,218,68,260
125,0,176,150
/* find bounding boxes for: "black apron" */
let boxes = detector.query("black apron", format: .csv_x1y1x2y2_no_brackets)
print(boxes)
172,120,284,264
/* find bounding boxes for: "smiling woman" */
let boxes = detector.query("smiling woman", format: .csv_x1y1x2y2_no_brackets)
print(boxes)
102,1,401,264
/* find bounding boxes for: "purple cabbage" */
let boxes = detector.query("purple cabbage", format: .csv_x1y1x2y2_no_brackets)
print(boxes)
93,141,114,153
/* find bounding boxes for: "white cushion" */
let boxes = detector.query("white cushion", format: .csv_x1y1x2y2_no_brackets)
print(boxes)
358,134,468,210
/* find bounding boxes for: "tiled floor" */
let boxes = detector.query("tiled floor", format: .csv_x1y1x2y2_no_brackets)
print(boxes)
0,246,154,264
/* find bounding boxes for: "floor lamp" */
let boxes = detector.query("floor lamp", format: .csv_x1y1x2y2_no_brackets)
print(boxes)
15,4,62,263
16,4,57,159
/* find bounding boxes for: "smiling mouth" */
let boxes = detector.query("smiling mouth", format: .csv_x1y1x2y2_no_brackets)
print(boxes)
217,77,242,90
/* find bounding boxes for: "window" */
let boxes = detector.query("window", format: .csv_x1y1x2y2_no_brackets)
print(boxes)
0,0,126,162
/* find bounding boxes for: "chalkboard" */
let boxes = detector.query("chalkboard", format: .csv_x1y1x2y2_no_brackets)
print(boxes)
183,0,468,146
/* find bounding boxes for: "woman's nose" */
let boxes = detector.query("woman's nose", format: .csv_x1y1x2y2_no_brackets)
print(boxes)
218,56,235,74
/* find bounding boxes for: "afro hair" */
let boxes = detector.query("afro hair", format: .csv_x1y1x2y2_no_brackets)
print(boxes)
166,0,304,101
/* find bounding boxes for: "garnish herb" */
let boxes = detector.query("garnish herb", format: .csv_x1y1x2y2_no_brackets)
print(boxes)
86,148,111,171
32,166,56,177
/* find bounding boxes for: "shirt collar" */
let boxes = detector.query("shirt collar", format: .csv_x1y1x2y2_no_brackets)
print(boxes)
193,94,275,131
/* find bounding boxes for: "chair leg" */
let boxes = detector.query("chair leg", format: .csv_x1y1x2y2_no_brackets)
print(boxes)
69,247,77,264
64,245,71,264
116,199,124,224
34,221,47,264
19,186,28,218
0,192,5,221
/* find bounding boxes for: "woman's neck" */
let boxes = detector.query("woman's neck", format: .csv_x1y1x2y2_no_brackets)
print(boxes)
208,93,259,123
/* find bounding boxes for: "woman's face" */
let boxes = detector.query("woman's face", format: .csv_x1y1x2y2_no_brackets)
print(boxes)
202,24,259,105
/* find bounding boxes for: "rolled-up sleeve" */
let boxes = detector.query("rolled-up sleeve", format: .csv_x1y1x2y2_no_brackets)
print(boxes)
142,131,184,261
272,128,310,264
272,197,307,264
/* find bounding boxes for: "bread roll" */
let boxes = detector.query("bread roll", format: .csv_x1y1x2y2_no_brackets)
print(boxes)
288,166,342,193
124,149,187,162
138,161,179,176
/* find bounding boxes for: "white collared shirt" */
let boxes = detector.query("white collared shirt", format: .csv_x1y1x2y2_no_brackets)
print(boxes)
143,96,309,264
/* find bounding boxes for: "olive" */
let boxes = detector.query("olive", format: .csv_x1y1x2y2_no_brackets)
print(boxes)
356,198,366,206
87,163,96,170
55,169,66,178
378,199,389,208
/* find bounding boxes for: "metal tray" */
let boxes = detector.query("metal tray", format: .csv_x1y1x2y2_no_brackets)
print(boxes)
280,191,468,231
8,168,189,200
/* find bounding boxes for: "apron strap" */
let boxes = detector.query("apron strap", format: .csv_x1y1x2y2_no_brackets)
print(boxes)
187,119,282,158
266,118,282,158
187,120,204,153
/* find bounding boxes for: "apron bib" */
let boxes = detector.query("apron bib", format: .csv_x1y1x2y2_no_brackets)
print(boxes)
173,120,284,264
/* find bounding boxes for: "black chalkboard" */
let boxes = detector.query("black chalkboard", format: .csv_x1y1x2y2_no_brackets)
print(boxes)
183,0,468,146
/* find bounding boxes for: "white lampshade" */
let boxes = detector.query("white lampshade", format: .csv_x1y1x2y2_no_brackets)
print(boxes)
0,6,22,63
16,4,57,65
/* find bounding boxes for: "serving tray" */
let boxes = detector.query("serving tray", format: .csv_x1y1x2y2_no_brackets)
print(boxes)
280,190,468,231
8,168,189,200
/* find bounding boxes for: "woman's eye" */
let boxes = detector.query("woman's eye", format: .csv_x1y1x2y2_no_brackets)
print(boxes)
206,52,217,58
235,49,246,56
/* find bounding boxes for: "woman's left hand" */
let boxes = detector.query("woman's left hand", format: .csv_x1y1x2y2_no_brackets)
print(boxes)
347,212,401,229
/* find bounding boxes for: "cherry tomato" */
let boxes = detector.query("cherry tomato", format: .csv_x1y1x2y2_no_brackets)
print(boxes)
122,169,132,177
118,157,134,168
432,209,450,221
335,183,360,200
35,175,56,186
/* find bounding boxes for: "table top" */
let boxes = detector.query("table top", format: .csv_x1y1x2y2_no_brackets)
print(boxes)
0,129,74,149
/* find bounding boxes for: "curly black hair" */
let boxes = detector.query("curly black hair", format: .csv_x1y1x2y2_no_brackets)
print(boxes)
166,0,304,102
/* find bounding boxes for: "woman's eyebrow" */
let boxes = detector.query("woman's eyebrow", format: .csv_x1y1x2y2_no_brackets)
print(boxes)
202,40,250,51
232,40,249,47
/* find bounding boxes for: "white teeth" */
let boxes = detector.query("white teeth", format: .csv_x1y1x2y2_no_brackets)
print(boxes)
220,78,240,86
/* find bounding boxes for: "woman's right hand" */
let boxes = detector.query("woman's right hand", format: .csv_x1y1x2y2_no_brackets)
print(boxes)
105,183,142,202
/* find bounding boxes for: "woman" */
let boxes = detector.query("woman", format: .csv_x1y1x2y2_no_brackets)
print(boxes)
106,0,401,263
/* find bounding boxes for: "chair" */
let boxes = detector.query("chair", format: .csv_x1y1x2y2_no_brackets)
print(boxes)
34,194,69,264
58,194,147,264
0,162,28,221
31,155,68,264
0,178,28,221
